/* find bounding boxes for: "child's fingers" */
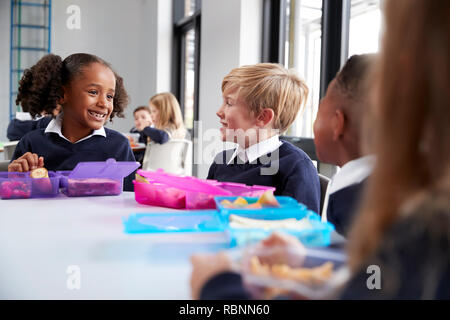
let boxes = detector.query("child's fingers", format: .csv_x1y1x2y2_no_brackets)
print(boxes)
38,156,45,168
8,162,23,172
8,158,29,172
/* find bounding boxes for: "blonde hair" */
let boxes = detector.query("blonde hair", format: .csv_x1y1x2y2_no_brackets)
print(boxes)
347,0,450,271
149,92,185,138
221,63,309,133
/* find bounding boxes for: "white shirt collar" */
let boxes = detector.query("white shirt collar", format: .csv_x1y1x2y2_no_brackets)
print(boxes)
321,155,375,222
227,135,283,165
328,155,375,195
44,113,106,144
15,112,34,121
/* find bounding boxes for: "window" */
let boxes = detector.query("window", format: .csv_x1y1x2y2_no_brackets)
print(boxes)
173,0,201,133
284,0,322,138
348,0,382,57
280,0,382,138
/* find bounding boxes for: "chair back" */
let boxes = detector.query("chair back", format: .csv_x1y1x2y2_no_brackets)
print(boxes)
3,141,19,161
318,173,330,216
142,139,192,176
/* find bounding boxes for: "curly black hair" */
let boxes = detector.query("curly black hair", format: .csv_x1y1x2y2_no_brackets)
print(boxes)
16,53,129,121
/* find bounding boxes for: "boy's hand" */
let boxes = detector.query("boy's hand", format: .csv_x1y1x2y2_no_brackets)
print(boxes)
8,152,44,172
190,251,232,300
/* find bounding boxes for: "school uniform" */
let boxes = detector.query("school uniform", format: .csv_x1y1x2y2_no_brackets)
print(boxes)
12,114,136,191
321,155,374,236
7,112,52,141
201,194,450,300
130,126,170,144
207,136,321,213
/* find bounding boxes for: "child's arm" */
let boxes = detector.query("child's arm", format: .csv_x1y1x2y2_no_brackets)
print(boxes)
142,126,169,144
282,159,321,214
8,152,44,172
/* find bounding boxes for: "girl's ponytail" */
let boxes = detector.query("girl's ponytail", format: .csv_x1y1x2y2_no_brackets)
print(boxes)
16,54,63,118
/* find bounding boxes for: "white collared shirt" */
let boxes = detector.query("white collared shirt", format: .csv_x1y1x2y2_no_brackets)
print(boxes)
227,135,283,165
15,111,44,121
321,155,375,222
44,113,106,144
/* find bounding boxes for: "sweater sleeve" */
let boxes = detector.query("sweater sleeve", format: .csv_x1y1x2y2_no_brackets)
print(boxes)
200,272,252,300
282,158,321,213
142,126,169,144
340,201,450,299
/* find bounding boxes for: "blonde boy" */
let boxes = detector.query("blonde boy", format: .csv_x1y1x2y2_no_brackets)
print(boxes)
207,63,320,212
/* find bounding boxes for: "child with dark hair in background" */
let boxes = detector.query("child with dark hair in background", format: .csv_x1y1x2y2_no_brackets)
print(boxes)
6,105,61,141
191,0,450,300
8,53,136,191
314,54,375,237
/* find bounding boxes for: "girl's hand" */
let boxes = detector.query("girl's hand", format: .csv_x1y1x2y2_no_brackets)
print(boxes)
190,251,232,300
8,152,44,172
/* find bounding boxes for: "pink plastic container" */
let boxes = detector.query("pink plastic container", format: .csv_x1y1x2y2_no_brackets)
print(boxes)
186,181,275,209
133,180,186,209
135,169,276,209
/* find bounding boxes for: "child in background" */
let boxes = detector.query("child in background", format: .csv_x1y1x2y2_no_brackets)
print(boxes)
145,92,186,143
191,0,450,300
6,105,61,141
207,63,320,213
129,105,153,163
8,53,136,191
313,54,375,236
130,105,153,144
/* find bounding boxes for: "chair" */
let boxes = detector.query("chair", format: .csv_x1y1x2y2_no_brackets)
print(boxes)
0,161,10,172
318,173,330,216
141,139,192,176
3,141,19,161
281,136,337,178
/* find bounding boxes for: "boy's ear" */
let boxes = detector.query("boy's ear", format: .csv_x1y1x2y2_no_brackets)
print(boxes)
332,109,346,141
256,108,275,127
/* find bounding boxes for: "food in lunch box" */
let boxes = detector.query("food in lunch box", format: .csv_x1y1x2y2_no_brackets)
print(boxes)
247,256,335,299
0,180,31,199
30,167,49,178
66,178,121,196
250,256,334,285
257,191,280,207
30,167,53,193
220,191,280,209
229,214,313,231
135,173,149,184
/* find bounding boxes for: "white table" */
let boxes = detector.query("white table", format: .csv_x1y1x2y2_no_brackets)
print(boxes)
0,192,229,299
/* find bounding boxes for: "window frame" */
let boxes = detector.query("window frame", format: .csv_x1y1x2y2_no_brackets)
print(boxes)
172,0,201,135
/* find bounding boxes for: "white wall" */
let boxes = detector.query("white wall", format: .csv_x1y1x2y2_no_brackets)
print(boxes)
196,0,263,178
0,0,10,142
51,0,172,133
0,0,172,140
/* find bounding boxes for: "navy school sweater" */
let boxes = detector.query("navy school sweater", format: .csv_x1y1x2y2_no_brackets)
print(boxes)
7,116,52,141
11,127,137,191
207,140,320,213
326,179,366,237
129,126,169,144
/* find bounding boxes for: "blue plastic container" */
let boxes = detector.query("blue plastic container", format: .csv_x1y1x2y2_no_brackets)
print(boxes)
215,195,335,247
123,210,226,234
214,196,306,220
